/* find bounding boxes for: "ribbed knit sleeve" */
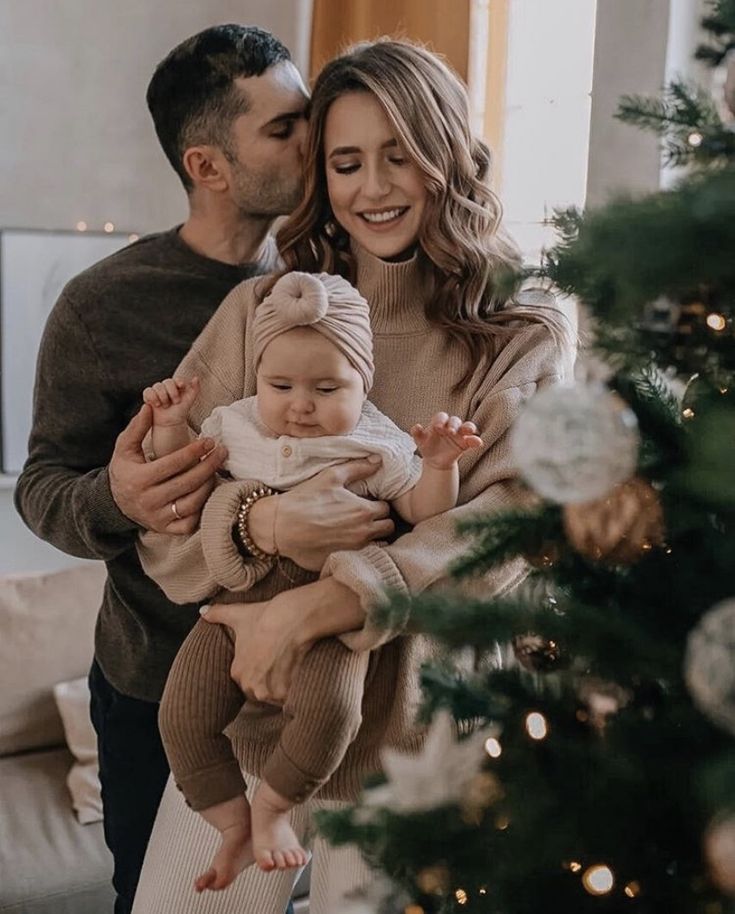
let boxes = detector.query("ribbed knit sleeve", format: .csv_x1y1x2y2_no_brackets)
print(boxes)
136,277,270,601
159,619,247,810
326,359,569,651
137,478,274,603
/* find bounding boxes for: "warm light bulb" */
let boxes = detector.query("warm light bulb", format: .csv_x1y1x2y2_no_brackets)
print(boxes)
455,888,468,905
566,861,582,873
479,887,487,895
624,881,641,898
582,864,614,895
525,712,548,740
495,814,510,830
484,737,502,758
682,407,695,419
706,313,727,331
688,131,703,147
104,222,115,233
76,221,87,231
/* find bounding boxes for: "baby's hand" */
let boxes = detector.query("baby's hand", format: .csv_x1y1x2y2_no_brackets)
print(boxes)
142,376,200,427
411,412,483,470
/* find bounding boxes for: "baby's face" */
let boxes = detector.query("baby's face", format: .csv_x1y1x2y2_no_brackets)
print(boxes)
256,327,365,438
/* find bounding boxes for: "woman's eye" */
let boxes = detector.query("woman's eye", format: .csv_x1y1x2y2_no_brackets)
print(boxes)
333,163,359,175
389,157,406,166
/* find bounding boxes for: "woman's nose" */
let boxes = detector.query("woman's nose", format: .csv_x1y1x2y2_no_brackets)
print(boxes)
363,163,390,199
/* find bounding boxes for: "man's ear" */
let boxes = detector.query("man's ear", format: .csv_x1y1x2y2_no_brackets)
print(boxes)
181,145,229,193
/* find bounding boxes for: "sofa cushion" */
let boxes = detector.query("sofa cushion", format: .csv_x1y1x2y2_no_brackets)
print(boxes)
53,677,103,824
0,748,114,914
0,563,106,756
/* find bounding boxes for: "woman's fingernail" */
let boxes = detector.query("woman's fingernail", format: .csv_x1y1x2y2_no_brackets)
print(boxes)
199,604,210,616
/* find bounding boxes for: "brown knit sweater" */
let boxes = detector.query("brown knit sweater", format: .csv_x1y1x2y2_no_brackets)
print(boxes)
137,244,574,804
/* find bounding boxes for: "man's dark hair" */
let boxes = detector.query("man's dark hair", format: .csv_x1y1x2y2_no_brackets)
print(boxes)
146,24,291,190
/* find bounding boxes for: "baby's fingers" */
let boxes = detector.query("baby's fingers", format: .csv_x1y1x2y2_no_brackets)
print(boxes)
460,434,484,450
162,378,182,404
410,423,428,443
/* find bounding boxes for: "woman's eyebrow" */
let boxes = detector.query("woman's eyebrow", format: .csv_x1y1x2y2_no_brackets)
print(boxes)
328,138,398,158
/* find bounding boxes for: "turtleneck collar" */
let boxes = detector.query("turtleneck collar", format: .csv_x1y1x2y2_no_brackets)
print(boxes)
353,242,434,334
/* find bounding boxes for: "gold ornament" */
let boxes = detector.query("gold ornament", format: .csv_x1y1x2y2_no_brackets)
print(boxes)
417,865,451,895
524,542,563,569
460,770,504,824
576,677,632,733
562,477,665,564
705,816,735,896
513,633,567,673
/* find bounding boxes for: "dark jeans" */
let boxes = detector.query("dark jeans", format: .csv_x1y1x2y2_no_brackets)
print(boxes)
89,659,169,914
88,659,295,914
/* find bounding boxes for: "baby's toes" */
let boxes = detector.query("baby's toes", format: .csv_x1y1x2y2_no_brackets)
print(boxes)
256,849,276,872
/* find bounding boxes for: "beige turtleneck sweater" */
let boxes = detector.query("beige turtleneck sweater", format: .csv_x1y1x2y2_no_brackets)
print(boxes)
138,245,574,807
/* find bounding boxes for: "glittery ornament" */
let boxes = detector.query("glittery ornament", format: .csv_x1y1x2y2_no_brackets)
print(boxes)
562,477,665,564
685,598,735,736
705,816,735,896
512,633,567,673
510,383,639,504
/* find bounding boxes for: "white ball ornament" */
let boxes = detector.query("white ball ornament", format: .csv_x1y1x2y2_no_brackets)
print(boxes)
685,598,735,736
510,383,640,504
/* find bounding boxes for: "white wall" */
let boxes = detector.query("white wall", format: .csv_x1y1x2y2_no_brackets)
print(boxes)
586,0,671,208
0,0,309,573
498,0,598,265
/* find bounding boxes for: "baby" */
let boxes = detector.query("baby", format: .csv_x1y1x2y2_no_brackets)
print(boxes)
142,272,482,891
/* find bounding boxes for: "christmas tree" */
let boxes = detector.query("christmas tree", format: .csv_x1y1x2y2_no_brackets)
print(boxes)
317,4,735,913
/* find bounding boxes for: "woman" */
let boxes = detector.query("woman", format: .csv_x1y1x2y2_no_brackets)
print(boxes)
132,39,574,914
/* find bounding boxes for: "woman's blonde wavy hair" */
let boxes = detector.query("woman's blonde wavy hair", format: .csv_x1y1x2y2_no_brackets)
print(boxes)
277,39,570,386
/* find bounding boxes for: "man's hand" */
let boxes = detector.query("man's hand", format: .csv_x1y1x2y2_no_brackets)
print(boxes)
109,404,227,534
200,597,311,704
200,578,364,703
247,457,395,571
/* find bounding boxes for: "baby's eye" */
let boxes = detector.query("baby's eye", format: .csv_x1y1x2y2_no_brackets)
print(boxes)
317,387,338,394
271,383,291,391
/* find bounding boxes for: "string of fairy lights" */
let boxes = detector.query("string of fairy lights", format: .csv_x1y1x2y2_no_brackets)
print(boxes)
74,220,139,243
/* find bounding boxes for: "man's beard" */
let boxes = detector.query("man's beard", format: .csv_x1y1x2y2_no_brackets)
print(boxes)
230,167,304,219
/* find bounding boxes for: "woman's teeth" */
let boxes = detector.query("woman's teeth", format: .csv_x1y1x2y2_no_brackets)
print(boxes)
361,208,406,223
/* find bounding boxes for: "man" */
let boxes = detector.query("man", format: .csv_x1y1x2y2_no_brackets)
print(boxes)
15,25,318,913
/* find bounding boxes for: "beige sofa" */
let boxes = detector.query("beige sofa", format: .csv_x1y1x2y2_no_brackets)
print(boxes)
0,563,113,914
0,562,310,914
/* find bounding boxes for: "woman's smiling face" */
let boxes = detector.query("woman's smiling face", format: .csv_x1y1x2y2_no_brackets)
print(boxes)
323,91,427,260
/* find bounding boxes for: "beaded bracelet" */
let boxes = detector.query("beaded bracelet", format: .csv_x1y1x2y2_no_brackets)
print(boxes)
235,486,277,563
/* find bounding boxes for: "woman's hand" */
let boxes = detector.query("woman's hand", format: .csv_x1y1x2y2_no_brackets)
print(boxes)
200,578,366,703
247,457,395,571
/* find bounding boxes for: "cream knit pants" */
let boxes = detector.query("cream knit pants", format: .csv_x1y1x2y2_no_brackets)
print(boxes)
132,774,372,914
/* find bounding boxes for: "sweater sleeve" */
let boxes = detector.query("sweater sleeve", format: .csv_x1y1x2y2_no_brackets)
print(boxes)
324,328,572,651
14,292,140,560
137,477,275,603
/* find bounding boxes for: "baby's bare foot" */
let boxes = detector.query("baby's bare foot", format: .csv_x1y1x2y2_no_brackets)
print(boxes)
194,823,255,892
252,782,309,872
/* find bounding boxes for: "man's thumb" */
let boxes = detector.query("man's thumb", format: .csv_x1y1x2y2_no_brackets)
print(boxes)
118,403,153,451
199,602,233,626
